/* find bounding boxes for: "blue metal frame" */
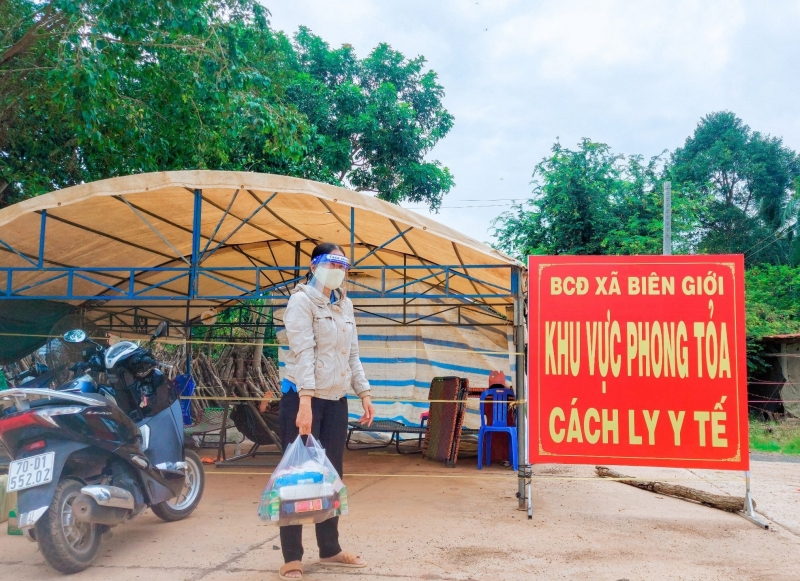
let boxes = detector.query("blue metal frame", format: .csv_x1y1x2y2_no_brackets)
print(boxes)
0,264,513,300
38,210,46,268
0,236,38,267
353,227,411,266
200,192,277,263
350,206,355,265
190,189,203,297
199,189,239,259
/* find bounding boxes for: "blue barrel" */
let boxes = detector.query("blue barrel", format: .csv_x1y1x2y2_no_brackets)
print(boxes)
173,374,196,426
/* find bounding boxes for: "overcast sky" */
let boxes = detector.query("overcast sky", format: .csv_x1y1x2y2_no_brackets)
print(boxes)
265,0,800,245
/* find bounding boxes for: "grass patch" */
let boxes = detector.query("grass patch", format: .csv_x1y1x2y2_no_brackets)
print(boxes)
749,419,800,455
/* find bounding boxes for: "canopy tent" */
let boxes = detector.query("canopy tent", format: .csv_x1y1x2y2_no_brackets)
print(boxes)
0,170,521,329
0,171,528,501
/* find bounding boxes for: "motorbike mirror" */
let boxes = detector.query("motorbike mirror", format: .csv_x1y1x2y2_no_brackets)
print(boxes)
151,321,168,341
63,329,87,343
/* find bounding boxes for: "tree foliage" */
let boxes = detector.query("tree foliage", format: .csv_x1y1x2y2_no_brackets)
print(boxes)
670,111,800,264
287,28,454,210
492,139,698,257
0,0,307,204
744,264,800,371
0,0,453,209
492,113,800,355
745,265,800,340
494,112,800,267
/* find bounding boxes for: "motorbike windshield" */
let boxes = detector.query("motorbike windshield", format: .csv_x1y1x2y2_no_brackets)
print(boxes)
44,335,86,386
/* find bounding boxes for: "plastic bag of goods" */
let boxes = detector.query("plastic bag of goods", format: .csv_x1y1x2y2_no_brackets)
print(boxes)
257,434,348,526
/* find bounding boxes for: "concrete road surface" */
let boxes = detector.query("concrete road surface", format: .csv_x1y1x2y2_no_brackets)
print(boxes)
1,448,798,580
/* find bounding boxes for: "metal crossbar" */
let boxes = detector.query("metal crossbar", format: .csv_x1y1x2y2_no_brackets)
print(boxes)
1,264,513,300
353,228,412,266
0,237,38,267
201,192,277,262
199,189,240,260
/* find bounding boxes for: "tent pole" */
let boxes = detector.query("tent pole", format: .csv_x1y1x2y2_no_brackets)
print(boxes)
38,210,46,268
190,189,202,299
185,188,202,374
403,254,407,325
294,242,301,288
350,206,355,265
512,266,529,512
184,301,192,375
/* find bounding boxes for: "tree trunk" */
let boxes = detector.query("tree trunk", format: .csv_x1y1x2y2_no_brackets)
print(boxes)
595,466,749,513
251,303,265,355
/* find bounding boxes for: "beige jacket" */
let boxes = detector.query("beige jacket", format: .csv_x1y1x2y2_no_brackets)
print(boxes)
282,284,371,400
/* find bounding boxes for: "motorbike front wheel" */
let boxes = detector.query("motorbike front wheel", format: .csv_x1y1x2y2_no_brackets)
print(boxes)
36,478,101,574
151,450,205,522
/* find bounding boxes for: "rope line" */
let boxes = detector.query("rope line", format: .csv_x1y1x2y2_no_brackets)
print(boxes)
0,332,523,356
182,395,526,406
748,380,800,385
752,394,800,402
185,390,794,406
204,471,748,482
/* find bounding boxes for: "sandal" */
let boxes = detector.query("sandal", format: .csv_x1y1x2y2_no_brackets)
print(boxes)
278,561,303,580
318,551,367,568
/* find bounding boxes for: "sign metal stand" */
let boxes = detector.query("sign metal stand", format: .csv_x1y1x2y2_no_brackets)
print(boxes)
739,470,768,529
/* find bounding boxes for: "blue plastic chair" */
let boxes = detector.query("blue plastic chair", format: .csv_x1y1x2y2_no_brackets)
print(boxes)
477,387,518,471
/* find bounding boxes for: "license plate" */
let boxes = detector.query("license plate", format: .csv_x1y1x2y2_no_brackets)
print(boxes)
6,452,55,493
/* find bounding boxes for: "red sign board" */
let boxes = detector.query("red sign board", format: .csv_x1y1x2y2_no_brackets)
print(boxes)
528,255,748,470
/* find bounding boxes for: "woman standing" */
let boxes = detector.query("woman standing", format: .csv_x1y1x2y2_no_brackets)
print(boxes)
277,242,375,581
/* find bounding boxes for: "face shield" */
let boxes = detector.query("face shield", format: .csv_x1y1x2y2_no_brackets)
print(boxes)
308,253,350,298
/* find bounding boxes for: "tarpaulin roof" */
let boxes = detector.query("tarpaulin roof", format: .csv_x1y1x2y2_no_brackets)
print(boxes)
0,171,522,334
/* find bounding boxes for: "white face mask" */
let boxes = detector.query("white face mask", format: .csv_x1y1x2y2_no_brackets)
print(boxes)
313,266,346,289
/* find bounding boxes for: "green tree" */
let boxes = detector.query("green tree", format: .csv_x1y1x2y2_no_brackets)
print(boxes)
744,264,800,372
746,265,800,339
0,0,312,206
492,139,696,259
669,111,800,264
0,1,453,211
285,28,454,210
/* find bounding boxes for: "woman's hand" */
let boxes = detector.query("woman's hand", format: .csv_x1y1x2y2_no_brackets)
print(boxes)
358,395,375,427
296,396,313,435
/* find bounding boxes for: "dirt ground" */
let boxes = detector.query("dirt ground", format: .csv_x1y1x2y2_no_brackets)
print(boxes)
1,446,799,581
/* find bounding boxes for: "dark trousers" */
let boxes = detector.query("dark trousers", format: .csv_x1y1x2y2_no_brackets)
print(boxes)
278,390,348,563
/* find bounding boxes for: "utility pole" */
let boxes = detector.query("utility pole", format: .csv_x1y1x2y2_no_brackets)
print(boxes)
663,181,672,255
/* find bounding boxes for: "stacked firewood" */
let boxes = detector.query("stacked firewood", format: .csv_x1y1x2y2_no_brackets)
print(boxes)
157,344,282,421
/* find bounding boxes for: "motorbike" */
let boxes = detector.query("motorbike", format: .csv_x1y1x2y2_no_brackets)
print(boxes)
0,322,204,574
